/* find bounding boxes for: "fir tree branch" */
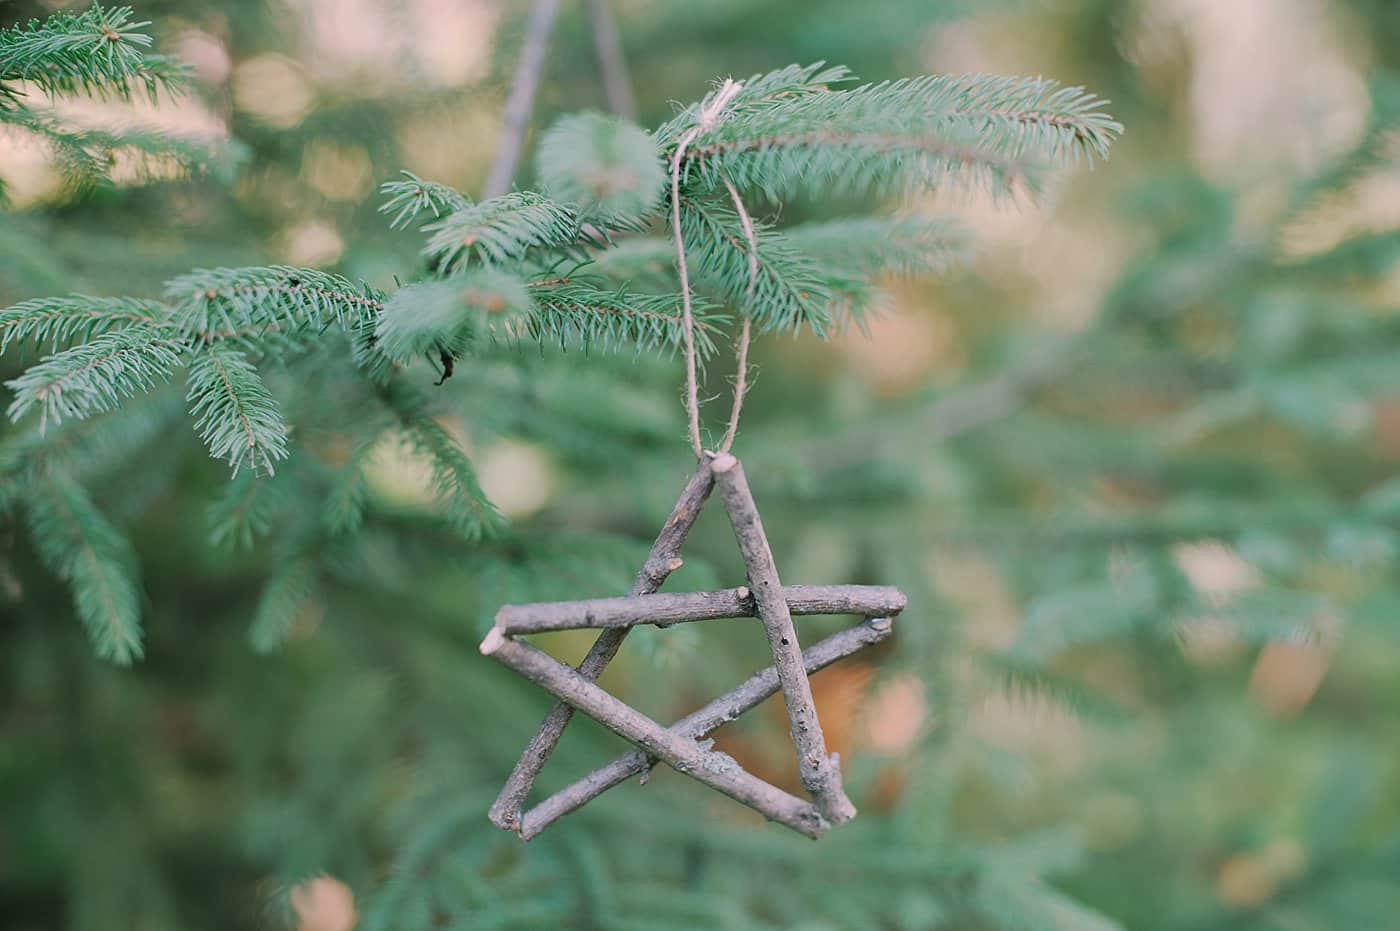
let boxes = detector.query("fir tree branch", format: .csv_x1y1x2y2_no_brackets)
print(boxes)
378,171,471,231
680,194,830,334
5,326,185,430
382,385,502,540
424,192,580,271
0,295,168,353
249,554,319,652
25,473,143,663
184,342,290,476
0,4,187,104
521,281,721,355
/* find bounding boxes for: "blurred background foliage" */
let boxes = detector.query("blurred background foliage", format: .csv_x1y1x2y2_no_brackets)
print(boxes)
3,0,1400,929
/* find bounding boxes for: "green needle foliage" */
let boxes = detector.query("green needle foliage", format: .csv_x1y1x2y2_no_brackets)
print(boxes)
0,3,233,200
3,23,1122,671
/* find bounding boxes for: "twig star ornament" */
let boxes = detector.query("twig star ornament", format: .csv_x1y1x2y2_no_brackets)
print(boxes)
482,75,906,839
482,453,907,839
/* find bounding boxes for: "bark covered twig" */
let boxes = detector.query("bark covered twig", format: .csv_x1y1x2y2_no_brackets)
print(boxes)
492,583,906,636
482,0,562,199
482,634,829,839
584,0,637,120
518,616,894,839
487,460,715,831
711,452,858,825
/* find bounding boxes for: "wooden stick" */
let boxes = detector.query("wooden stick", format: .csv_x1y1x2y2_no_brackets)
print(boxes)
518,617,894,839
482,635,829,839
584,0,637,120
487,460,715,831
491,584,906,636
482,0,562,199
711,453,858,825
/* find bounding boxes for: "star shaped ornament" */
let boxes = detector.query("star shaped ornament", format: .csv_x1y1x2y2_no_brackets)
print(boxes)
481,452,906,840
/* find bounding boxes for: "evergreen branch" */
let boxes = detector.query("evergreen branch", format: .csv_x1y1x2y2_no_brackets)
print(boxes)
383,386,502,540
423,192,580,271
25,473,143,663
375,271,532,366
680,195,830,334
378,171,471,231
166,266,384,347
682,126,1036,201
184,342,290,476
672,71,1119,200
3,104,233,193
5,326,184,430
784,213,971,276
0,295,169,353
521,281,721,355
653,62,854,145
207,471,284,549
249,555,319,652
785,213,971,324
537,112,665,218
934,73,1122,163
0,4,187,104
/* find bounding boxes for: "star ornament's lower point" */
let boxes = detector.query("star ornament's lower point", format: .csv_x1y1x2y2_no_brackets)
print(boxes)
481,455,906,840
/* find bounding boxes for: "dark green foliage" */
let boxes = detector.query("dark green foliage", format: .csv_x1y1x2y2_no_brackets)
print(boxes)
6,2,1400,931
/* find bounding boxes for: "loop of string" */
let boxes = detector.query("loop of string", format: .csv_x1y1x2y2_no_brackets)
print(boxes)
669,78,756,459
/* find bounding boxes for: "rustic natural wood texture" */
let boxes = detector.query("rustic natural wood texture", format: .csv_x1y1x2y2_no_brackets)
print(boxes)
518,617,894,839
483,634,829,838
710,452,858,824
485,453,903,839
493,584,906,635
487,460,715,831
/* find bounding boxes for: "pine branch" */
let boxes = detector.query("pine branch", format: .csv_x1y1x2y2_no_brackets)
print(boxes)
423,192,580,271
0,4,188,104
375,272,532,366
521,281,722,355
166,266,385,348
383,386,502,540
378,171,471,231
0,295,168,353
207,471,283,548
2,104,232,194
249,554,319,652
679,195,829,333
785,213,971,324
25,473,143,663
672,70,1120,200
537,112,665,218
184,342,290,476
5,326,185,430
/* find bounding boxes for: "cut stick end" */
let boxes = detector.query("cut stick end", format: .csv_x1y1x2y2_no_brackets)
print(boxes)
710,452,739,473
480,627,507,655
868,617,893,633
